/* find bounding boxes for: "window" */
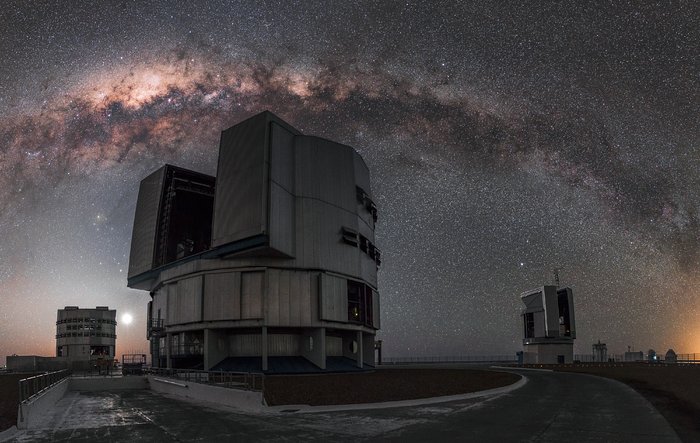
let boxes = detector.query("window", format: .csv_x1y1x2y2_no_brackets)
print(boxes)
557,290,572,337
90,346,110,356
348,281,363,323
524,313,535,338
359,235,368,253
347,280,374,327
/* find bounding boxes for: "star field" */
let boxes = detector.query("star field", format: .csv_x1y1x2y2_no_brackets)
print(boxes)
0,1,698,363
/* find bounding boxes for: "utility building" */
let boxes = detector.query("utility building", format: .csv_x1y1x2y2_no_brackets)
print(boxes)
127,111,381,372
520,286,575,364
56,306,117,370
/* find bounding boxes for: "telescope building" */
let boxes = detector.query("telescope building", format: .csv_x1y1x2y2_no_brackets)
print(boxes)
56,306,117,370
520,285,576,364
127,111,381,372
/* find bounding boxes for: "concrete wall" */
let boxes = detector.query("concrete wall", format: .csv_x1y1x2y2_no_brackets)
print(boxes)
523,343,574,364
7,356,68,372
69,376,148,391
148,375,264,412
326,336,343,356
362,332,375,367
300,328,326,369
17,378,68,430
204,329,228,370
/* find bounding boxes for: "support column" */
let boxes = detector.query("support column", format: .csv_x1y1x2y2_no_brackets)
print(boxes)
356,330,363,368
204,329,211,370
363,333,375,367
166,333,172,369
204,328,227,370
301,328,326,369
261,326,268,372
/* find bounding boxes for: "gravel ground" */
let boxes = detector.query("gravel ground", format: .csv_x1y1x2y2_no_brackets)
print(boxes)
263,368,521,406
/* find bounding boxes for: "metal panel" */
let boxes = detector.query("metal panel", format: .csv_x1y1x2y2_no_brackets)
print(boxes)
565,288,576,339
288,271,301,326
268,183,295,257
278,270,290,325
241,271,264,319
353,151,374,229
297,198,319,266
353,151,372,200
230,334,261,356
542,286,560,337
212,113,268,247
128,166,165,278
299,272,312,325
171,276,202,324
268,119,297,256
203,272,241,321
267,334,300,355
157,285,171,325
310,272,320,323
270,121,295,193
294,136,355,212
319,273,347,322
534,311,546,337
266,269,280,325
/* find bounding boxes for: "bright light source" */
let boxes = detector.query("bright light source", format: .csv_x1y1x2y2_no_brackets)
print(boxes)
121,313,133,325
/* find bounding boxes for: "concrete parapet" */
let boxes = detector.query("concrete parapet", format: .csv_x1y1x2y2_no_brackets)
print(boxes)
69,376,148,391
148,375,264,412
0,425,18,441
17,378,68,430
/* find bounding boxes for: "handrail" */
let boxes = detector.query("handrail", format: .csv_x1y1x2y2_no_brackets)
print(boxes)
146,367,264,392
18,369,71,404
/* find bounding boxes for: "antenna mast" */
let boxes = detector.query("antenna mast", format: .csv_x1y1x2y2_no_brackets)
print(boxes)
553,268,560,288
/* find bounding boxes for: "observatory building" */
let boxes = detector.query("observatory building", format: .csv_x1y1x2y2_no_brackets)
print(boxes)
127,111,381,372
56,306,117,370
520,286,575,364
6,306,116,372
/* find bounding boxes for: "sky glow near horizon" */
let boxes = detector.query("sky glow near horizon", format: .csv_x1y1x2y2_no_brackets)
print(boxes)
0,1,699,364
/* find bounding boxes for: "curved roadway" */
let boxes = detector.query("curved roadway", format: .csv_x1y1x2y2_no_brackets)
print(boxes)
7,369,680,442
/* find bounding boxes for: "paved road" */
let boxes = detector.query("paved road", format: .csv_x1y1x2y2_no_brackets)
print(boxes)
7,370,680,442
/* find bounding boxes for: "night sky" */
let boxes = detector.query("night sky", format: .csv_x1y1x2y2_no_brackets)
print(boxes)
1,1,698,365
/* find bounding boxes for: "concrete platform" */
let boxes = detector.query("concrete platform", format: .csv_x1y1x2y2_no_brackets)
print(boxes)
3,370,680,442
